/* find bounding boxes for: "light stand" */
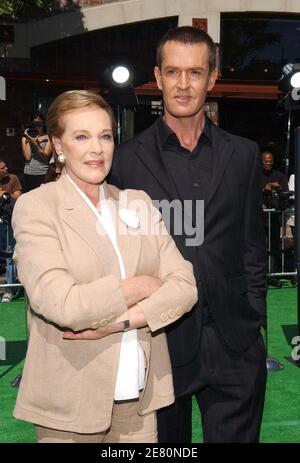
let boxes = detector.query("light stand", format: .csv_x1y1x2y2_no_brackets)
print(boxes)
0,76,6,101
108,91,136,144
275,65,300,367
264,208,284,371
285,126,300,367
116,104,121,145
295,128,300,338
99,63,148,145
283,109,292,177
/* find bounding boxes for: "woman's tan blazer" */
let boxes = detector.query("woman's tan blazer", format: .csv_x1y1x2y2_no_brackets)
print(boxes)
12,174,197,433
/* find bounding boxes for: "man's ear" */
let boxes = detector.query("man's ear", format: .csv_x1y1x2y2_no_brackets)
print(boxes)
208,68,219,92
154,66,163,91
52,136,62,155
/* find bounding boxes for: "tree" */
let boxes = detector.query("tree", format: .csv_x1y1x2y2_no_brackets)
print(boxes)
0,0,54,19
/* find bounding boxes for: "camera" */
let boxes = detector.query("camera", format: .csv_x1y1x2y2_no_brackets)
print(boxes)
0,192,14,224
26,125,38,138
263,188,294,210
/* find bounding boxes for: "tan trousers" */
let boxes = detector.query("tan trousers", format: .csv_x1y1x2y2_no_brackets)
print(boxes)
36,398,157,443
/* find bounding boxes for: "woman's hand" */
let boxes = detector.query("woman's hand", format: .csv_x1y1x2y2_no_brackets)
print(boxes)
24,129,38,146
62,274,161,341
23,129,52,160
120,275,162,307
127,303,148,329
63,328,109,340
62,304,148,341
63,321,124,341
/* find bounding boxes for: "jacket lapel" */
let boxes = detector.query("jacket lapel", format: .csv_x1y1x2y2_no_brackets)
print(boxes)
135,120,181,201
57,175,120,276
105,183,142,278
136,119,235,210
58,176,142,278
205,125,234,209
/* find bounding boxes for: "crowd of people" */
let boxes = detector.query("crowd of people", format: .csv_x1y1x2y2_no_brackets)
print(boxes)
1,26,297,443
0,113,63,302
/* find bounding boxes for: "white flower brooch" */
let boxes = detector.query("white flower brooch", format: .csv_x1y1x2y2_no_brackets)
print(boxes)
119,208,140,229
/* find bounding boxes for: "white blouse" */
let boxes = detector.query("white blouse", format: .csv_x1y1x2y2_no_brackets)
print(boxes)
66,175,145,400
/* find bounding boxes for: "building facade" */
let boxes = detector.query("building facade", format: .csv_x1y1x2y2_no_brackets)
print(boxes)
1,0,300,176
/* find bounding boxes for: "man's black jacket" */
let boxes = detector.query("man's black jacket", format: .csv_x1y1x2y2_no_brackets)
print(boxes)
109,117,267,375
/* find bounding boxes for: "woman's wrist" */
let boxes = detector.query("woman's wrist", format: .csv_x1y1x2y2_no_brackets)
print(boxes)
106,321,125,334
123,320,131,332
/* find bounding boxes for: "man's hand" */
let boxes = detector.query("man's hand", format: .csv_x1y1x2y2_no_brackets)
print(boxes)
264,182,280,191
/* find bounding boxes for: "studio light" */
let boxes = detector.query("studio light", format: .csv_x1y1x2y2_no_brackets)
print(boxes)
99,63,149,110
99,63,148,92
111,65,132,87
99,63,149,144
279,63,300,93
290,70,300,89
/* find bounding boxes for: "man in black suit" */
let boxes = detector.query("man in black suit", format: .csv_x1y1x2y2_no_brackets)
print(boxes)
109,26,267,443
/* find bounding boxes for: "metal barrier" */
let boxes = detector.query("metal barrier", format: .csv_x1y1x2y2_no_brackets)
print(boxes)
264,208,297,278
0,283,22,288
0,285,28,388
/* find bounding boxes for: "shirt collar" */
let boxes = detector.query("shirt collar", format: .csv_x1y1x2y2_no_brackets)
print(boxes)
157,115,213,149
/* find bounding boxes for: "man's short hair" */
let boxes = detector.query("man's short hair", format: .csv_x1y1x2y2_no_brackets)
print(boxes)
156,26,217,72
262,151,273,158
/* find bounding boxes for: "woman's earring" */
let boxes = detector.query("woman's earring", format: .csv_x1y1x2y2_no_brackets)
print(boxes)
57,153,65,163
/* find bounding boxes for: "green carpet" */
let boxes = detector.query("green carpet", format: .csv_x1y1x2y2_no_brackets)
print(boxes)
0,298,35,443
192,282,299,443
0,285,299,443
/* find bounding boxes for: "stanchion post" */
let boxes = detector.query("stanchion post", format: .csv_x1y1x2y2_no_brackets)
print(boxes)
285,127,300,367
295,128,300,334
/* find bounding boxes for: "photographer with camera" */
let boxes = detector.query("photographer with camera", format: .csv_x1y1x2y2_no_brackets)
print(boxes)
21,112,52,192
262,150,289,287
0,159,22,302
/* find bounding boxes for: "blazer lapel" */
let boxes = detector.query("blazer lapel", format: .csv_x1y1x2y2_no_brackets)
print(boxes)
57,175,121,276
136,120,181,201
205,125,234,209
102,183,142,278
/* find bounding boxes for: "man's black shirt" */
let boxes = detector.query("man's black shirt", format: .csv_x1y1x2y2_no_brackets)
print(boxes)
157,117,213,308
157,116,213,205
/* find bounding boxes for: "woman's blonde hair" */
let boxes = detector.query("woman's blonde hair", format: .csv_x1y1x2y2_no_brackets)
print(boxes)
46,90,116,139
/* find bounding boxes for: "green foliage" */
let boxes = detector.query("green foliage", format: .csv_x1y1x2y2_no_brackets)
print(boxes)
0,0,53,19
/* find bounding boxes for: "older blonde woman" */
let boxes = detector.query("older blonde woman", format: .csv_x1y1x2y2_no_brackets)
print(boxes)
12,90,197,443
